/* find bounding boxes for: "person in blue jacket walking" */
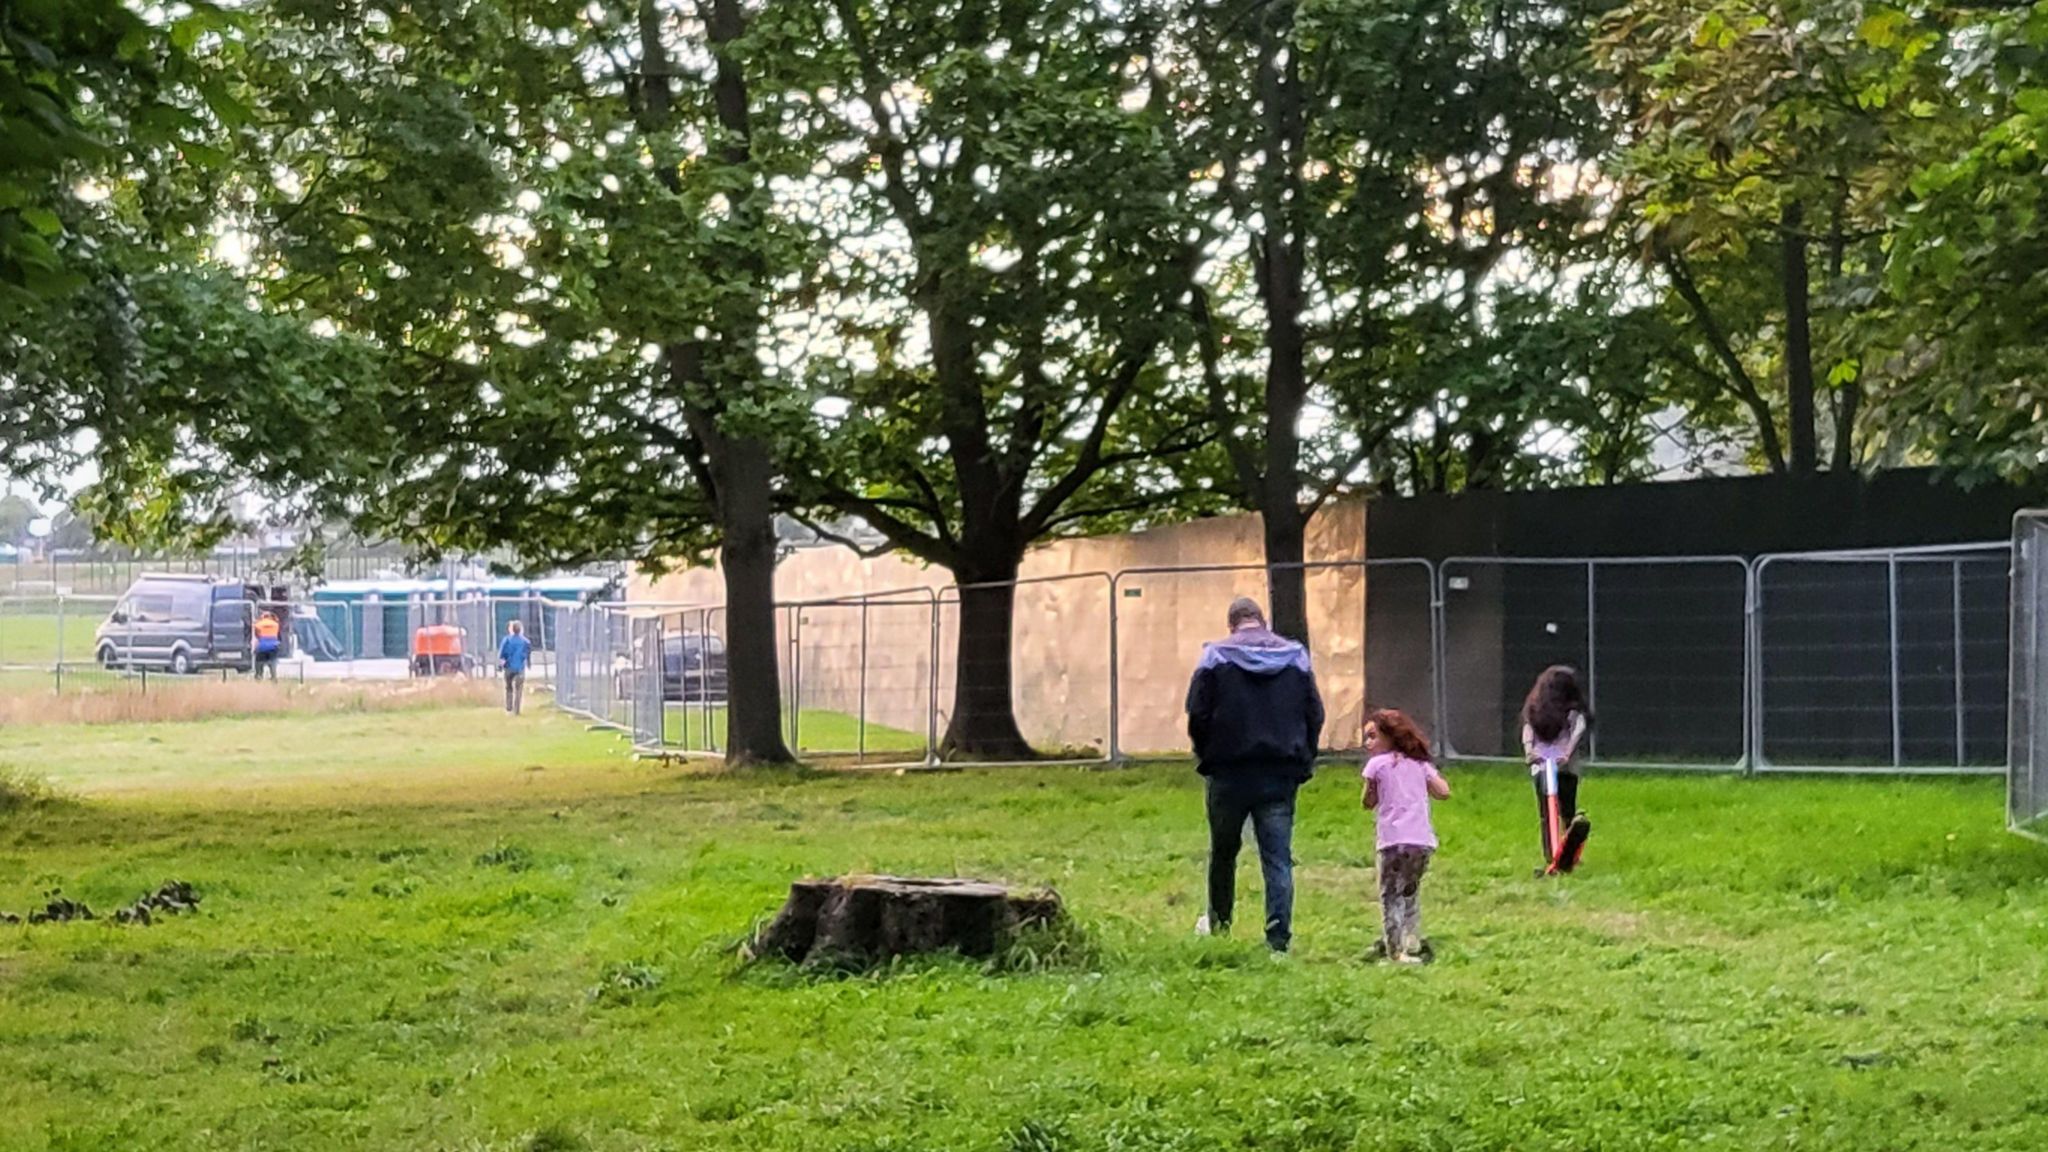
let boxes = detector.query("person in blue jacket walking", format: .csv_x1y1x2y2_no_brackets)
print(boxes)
498,619,533,715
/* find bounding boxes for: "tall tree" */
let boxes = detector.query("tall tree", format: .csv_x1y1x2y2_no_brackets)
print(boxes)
96,0,829,763
1363,282,1679,494
1171,0,1615,639
47,505,101,552
1598,0,1970,474
1,0,248,497
1886,2,2048,481
0,494,37,545
0,0,206,311
788,0,1212,758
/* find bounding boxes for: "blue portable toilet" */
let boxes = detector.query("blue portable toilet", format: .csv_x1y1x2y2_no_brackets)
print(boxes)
312,583,373,658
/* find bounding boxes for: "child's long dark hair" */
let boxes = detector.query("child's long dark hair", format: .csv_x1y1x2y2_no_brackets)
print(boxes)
1523,665,1590,743
1369,708,1432,763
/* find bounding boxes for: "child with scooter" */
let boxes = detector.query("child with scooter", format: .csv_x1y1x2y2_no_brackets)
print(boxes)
1523,665,1592,875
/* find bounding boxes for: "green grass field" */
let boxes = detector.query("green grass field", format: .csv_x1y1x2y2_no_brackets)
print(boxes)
664,704,929,760
0,610,114,667
4,703,2047,1150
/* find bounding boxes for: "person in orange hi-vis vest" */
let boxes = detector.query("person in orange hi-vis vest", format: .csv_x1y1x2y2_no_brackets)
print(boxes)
253,611,283,682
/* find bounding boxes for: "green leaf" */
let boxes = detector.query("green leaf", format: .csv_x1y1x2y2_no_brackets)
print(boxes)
170,15,209,54
1858,9,1907,50
198,79,254,130
20,207,63,236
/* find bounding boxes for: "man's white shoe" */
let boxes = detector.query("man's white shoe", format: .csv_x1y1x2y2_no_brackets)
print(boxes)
1194,914,1212,937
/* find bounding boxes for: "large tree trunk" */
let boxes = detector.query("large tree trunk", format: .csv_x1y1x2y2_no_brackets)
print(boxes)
1782,200,1818,474
636,0,789,766
1252,1,1311,647
1263,497,1309,646
1832,379,1860,472
716,437,794,766
942,551,1036,761
1260,288,1310,645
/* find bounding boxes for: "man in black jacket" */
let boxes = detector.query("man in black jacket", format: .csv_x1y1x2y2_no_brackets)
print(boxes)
1185,596,1325,952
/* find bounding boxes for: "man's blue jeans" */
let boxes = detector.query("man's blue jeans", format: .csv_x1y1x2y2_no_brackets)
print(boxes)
1205,774,1299,951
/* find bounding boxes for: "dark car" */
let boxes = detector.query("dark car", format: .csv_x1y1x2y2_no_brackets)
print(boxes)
662,633,727,703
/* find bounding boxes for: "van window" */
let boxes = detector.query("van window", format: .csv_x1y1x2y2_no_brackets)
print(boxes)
172,586,210,621
133,594,177,621
125,578,209,622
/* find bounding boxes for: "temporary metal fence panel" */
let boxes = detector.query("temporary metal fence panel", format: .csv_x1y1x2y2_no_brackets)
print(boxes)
52,595,121,689
937,574,1114,764
628,614,664,748
549,600,624,730
1754,544,2009,774
1439,557,1750,771
0,593,120,682
602,608,632,729
642,606,724,756
787,589,938,767
549,601,584,715
1364,559,1441,748
2010,514,2048,837
694,607,729,755
0,592,278,688
1110,564,1269,761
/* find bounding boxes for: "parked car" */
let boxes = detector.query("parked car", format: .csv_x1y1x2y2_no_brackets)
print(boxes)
662,633,727,703
94,574,290,674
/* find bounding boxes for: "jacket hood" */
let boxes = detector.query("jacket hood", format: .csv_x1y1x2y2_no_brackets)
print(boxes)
1199,626,1312,677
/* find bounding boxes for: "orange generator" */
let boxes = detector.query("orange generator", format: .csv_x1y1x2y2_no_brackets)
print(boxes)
410,625,467,676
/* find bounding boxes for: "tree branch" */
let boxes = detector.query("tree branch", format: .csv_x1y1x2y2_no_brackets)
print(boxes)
635,409,716,501
1660,250,1787,473
1302,431,1384,519
1039,497,1168,535
818,487,956,568
829,0,927,234
791,513,896,559
1018,338,1159,538
1191,282,1263,500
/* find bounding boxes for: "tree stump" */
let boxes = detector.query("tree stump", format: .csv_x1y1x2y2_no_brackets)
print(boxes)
750,875,1063,967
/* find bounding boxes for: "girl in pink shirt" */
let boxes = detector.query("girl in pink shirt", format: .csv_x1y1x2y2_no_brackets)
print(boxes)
1362,709,1450,964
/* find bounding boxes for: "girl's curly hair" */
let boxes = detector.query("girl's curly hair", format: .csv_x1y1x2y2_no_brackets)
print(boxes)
1368,708,1432,762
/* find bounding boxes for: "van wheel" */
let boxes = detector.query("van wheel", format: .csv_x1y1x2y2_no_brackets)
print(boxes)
169,649,193,676
98,645,118,670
